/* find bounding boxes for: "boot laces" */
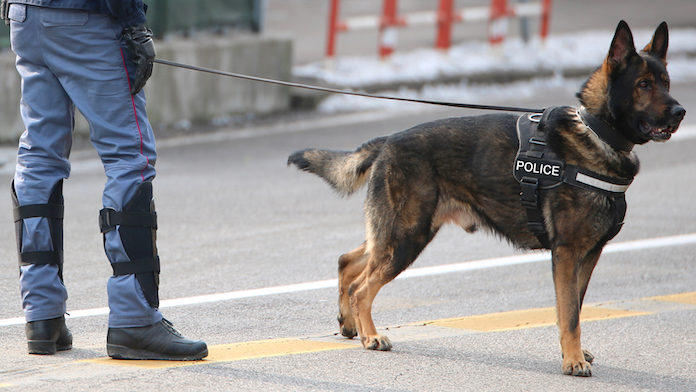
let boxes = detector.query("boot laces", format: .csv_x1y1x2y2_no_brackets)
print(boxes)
161,318,184,338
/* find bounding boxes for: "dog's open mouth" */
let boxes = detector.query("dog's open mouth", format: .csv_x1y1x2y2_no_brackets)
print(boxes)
641,121,676,141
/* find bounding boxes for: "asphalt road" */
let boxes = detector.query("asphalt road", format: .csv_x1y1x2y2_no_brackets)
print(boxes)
0,73,694,390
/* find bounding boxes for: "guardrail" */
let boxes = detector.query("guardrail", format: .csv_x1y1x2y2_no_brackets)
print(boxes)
326,0,553,58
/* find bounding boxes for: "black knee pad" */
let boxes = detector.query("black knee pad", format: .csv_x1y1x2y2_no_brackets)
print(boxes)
12,180,65,280
99,181,160,308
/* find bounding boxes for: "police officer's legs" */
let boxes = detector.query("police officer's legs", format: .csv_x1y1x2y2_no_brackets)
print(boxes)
10,4,74,355
47,8,206,360
11,5,206,359
87,29,206,360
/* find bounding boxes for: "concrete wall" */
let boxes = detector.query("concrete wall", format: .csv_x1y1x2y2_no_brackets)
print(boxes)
0,54,24,142
0,34,292,143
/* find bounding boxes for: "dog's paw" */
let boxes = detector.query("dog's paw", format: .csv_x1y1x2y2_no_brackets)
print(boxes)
340,325,357,339
583,349,595,364
361,335,392,351
562,359,592,377
337,314,357,339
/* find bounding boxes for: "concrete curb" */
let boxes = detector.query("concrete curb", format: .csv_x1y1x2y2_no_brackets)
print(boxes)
0,33,293,144
289,66,594,111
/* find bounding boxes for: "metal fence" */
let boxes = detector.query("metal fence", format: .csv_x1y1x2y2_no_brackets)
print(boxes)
0,0,264,49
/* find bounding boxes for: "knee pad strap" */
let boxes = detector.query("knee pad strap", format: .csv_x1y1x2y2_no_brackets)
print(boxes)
12,180,64,269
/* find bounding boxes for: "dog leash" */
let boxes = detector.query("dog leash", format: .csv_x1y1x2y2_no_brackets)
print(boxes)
153,58,545,114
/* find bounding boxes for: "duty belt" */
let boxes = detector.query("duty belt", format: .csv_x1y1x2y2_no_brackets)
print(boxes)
513,107,633,249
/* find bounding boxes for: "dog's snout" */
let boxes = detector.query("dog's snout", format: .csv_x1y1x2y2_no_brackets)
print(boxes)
671,105,686,119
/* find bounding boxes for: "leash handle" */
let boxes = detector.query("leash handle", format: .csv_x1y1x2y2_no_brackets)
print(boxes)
153,58,544,114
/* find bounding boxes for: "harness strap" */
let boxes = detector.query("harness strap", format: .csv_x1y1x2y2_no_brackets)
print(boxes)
514,107,633,249
605,195,627,243
519,177,551,248
515,110,558,249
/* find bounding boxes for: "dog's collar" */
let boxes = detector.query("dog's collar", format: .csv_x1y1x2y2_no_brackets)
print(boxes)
578,106,634,153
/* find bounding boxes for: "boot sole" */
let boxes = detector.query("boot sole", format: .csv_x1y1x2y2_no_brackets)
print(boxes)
107,344,208,361
28,340,72,355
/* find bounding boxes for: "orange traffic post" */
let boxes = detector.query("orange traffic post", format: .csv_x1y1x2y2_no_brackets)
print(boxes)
378,0,405,58
326,0,341,58
435,0,455,50
488,0,509,45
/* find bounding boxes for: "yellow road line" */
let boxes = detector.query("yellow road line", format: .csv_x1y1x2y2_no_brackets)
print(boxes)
429,306,649,332
82,338,355,369
82,292,695,369
647,291,696,305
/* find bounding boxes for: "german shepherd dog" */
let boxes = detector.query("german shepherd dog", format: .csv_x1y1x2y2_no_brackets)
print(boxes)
288,21,685,376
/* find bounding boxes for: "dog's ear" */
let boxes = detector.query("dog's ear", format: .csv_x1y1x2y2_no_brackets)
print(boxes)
643,21,669,62
606,20,636,72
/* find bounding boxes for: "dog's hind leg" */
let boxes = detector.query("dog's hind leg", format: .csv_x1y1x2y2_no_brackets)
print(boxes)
350,228,436,351
348,156,439,350
337,243,368,339
348,253,395,351
552,246,602,377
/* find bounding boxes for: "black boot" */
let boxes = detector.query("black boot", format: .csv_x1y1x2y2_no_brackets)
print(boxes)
107,319,208,360
26,316,73,355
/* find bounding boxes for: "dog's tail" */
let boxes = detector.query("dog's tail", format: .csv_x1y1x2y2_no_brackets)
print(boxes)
288,136,387,196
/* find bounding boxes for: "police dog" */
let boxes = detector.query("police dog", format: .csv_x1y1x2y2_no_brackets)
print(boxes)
288,21,685,376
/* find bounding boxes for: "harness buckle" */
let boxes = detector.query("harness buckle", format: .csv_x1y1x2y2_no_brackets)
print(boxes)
529,137,546,147
528,113,542,123
520,177,539,210
527,222,546,234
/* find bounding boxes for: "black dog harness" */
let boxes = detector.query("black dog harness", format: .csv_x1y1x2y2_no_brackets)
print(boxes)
513,107,634,249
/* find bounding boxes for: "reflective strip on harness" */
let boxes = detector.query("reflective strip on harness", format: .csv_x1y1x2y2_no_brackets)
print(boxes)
575,172,630,193
562,165,633,197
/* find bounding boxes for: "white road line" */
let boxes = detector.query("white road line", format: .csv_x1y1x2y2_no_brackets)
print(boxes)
1,232,695,327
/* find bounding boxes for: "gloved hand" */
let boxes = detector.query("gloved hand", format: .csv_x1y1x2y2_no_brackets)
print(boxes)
122,25,156,95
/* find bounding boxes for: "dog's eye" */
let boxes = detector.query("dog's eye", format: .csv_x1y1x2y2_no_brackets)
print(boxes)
638,80,651,90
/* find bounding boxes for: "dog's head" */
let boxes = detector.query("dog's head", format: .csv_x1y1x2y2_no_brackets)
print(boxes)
577,21,685,144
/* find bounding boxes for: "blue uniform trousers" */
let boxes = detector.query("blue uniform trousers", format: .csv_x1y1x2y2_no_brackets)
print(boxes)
10,4,162,328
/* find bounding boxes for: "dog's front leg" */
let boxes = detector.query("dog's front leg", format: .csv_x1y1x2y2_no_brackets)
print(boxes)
575,248,602,365
552,246,599,377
